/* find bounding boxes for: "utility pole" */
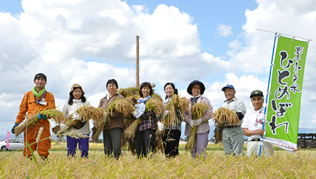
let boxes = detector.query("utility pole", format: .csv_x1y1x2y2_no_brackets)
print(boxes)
136,36,140,87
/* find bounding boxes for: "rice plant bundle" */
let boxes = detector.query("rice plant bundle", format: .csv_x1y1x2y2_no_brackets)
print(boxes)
121,118,137,155
92,122,107,141
114,99,136,118
163,95,189,127
178,97,190,113
152,94,163,103
54,115,76,136
125,96,138,105
213,107,239,126
155,133,164,153
118,87,140,98
40,109,66,124
185,101,210,152
145,97,164,116
214,128,222,144
121,118,136,148
77,105,105,123
123,118,142,140
212,107,239,143
14,108,64,136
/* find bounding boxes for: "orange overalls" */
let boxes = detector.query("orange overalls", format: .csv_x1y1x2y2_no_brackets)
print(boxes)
15,91,55,157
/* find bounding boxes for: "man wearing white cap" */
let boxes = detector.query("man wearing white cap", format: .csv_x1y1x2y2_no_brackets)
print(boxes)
220,84,246,156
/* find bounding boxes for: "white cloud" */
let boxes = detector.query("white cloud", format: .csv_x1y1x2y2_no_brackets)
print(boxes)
224,0,316,129
0,0,231,134
217,24,233,37
203,73,267,110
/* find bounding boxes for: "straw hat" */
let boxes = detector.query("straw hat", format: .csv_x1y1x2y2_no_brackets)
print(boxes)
70,83,85,95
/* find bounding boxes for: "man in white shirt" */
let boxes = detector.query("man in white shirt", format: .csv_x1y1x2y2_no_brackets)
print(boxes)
241,90,274,157
220,84,246,156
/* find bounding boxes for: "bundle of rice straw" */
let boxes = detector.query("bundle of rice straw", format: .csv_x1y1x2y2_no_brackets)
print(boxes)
123,118,142,140
145,97,164,116
92,121,107,141
121,118,138,155
212,107,239,125
92,98,136,141
212,107,239,143
163,95,190,128
113,99,136,118
14,108,65,136
185,101,211,152
118,87,140,98
54,115,77,137
76,105,105,123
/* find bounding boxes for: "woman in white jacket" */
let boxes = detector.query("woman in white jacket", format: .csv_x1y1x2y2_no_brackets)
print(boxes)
62,83,90,158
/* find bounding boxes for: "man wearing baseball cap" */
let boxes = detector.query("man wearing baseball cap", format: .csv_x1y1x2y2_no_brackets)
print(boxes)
241,90,274,157
220,84,246,156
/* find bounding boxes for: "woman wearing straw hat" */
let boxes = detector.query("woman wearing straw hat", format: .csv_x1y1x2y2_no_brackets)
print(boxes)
62,83,90,158
183,80,213,157
162,82,182,158
97,79,124,160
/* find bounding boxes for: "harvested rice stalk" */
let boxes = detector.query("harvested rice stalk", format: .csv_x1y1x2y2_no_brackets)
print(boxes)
214,128,222,144
92,122,107,141
212,107,239,143
123,118,142,140
14,108,63,136
92,99,135,141
213,107,239,126
146,97,164,116
125,96,138,105
118,87,140,98
155,134,164,153
178,96,190,113
40,109,66,124
152,94,163,102
185,101,210,152
114,99,135,118
54,115,77,136
121,118,136,149
77,105,105,123
163,95,189,128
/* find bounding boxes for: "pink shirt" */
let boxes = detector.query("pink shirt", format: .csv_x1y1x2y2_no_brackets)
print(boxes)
183,96,213,137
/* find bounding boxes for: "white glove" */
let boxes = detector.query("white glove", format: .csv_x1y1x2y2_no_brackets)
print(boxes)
162,110,169,119
73,113,81,120
189,120,194,128
60,123,68,130
102,116,108,123
157,121,164,131
193,118,204,126
132,110,139,118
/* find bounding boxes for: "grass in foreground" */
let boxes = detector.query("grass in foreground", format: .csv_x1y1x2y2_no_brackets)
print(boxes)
1,147,316,178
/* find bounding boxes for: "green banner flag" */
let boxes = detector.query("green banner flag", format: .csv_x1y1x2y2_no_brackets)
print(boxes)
264,35,309,152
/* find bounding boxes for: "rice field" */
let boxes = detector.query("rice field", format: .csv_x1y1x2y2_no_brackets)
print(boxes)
1,142,316,178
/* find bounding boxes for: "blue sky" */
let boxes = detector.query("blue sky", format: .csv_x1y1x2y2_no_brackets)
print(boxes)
0,0,315,138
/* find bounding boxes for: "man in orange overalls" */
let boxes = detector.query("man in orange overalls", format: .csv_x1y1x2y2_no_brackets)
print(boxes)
11,73,55,159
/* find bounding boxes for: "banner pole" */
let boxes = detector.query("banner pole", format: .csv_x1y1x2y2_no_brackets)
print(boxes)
259,32,278,156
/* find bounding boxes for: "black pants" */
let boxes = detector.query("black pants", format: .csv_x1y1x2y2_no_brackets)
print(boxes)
162,129,181,158
103,128,122,159
135,129,155,158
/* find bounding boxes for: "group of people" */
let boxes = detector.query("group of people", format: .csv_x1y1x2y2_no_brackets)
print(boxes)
11,73,274,160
